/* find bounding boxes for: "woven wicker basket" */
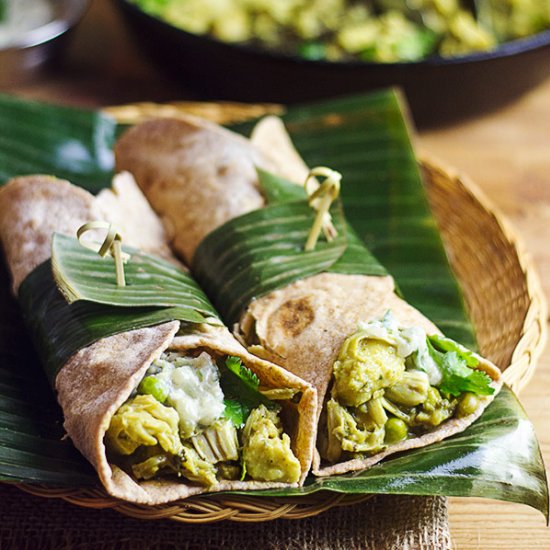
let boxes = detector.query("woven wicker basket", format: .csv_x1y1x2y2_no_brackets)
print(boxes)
16,102,547,523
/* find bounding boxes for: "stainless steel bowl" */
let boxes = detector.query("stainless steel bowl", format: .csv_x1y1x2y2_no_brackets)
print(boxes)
0,0,89,87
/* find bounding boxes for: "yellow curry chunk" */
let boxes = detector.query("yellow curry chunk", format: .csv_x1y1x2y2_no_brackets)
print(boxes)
333,338,405,407
385,370,430,407
413,387,456,427
325,398,385,462
242,405,301,483
129,445,218,486
179,445,218,486
132,452,171,480
106,394,182,456
190,418,239,463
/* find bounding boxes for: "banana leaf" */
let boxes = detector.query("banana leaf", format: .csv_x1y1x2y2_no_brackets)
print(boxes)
0,259,95,486
256,167,388,277
230,90,475,347
193,174,387,323
51,234,218,313
17,234,221,383
0,92,546,519
238,385,548,518
0,95,116,193
194,200,347,324
259,168,388,277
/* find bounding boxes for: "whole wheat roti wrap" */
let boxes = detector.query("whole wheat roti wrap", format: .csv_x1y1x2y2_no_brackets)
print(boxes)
115,115,502,476
0,173,317,503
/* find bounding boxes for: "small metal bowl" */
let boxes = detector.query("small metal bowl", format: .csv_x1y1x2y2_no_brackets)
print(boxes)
0,0,89,87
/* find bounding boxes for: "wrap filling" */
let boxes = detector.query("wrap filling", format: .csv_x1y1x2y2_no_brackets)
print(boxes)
319,311,495,463
106,351,301,485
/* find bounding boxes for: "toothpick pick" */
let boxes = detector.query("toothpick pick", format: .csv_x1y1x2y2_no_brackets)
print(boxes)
76,221,128,287
304,167,342,251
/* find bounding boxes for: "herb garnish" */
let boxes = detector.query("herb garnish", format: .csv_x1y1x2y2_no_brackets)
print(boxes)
221,356,276,427
428,336,494,397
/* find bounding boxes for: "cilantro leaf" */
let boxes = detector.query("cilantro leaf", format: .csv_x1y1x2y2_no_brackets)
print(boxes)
223,398,246,427
225,355,260,392
221,356,276,427
438,352,494,397
428,334,478,368
427,336,495,397
426,337,493,397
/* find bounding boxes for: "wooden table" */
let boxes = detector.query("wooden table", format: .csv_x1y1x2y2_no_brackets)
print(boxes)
6,1,550,547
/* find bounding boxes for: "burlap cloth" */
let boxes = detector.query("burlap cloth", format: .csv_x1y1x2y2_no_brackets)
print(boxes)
0,483,451,549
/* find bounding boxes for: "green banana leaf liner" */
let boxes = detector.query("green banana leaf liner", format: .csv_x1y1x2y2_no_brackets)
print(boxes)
0,91,546,518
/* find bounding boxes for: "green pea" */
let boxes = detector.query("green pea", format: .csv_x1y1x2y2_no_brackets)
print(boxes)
457,393,479,418
384,417,408,444
138,376,168,403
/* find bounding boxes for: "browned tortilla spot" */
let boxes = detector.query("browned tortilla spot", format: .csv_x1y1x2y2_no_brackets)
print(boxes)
278,297,315,337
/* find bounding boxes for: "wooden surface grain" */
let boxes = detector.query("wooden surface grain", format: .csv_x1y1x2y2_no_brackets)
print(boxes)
4,1,550,547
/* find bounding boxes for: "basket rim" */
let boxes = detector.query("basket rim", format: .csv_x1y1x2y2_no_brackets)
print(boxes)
418,153,548,393
8,148,547,522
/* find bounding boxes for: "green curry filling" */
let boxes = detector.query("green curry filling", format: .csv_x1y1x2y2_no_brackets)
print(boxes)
105,352,301,486
130,0,550,62
320,311,495,463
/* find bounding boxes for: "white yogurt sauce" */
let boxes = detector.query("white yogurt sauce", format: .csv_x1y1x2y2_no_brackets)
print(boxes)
151,352,226,439
358,311,443,386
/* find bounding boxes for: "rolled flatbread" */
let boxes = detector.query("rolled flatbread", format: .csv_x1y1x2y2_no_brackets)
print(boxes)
115,116,502,476
0,173,317,503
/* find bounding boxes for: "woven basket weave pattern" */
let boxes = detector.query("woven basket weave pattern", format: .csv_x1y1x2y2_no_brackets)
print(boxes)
421,159,547,391
14,103,547,523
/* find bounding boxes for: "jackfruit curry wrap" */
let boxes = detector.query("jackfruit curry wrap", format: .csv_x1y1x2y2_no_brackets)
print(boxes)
0,173,317,502
114,115,502,477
